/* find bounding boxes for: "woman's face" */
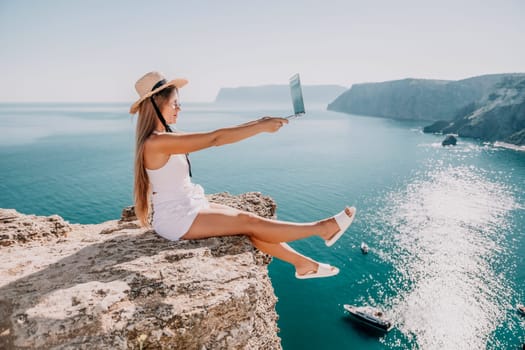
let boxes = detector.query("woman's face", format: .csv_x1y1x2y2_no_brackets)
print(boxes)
162,90,181,124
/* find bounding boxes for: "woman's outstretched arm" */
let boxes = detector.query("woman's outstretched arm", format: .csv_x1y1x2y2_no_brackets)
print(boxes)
147,116,288,155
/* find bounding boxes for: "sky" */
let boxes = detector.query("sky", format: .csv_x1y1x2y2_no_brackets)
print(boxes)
0,0,524,103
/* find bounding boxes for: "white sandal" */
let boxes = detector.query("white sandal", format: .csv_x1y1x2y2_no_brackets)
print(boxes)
295,263,340,279
325,206,356,247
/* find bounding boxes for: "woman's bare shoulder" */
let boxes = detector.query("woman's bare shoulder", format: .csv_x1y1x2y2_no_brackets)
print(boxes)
143,132,159,149
143,134,171,169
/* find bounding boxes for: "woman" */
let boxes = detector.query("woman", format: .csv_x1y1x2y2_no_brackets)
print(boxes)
130,71,356,279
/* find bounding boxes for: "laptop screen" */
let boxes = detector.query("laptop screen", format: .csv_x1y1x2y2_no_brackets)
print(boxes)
289,74,305,115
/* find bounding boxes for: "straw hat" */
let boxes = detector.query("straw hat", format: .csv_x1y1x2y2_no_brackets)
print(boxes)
129,71,188,114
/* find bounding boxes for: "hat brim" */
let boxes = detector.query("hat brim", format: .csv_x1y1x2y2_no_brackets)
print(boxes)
129,78,188,114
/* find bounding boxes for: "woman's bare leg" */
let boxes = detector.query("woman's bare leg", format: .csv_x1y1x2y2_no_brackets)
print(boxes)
184,203,339,276
183,203,354,244
250,236,336,276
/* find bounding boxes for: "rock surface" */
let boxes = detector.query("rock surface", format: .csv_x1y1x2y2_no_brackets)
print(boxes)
0,209,72,247
441,134,457,146
0,192,281,350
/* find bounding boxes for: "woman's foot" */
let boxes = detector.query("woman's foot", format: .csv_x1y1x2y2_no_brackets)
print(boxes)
318,206,357,247
295,259,320,276
295,260,339,279
320,207,355,242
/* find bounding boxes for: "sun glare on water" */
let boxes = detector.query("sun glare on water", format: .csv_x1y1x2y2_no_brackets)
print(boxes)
376,164,519,349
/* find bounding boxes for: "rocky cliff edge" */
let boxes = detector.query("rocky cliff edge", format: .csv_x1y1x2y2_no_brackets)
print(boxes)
0,192,281,350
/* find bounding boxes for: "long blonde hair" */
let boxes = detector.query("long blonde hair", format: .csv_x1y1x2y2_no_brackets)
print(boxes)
134,87,175,227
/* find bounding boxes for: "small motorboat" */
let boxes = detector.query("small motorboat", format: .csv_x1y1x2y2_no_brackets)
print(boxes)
344,304,393,332
518,304,525,316
360,242,369,254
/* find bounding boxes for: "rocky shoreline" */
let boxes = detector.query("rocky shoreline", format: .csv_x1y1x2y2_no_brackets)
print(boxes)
328,73,525,147
422,75,525,146
0,192,281,350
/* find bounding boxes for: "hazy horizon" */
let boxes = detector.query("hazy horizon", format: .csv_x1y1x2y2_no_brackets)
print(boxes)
1,0,524,103
1,72,524,104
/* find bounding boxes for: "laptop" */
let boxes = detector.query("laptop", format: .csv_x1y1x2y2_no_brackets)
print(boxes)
286,73,305,119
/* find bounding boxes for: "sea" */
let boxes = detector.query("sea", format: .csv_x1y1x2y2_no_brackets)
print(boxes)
1,102,524,349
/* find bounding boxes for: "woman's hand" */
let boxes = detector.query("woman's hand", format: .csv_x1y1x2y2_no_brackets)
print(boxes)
259,116,289,133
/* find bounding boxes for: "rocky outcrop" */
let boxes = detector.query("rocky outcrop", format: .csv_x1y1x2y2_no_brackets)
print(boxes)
0,192,281,350
424,76,525,146
0,209,72,247
423,120,452,133
328,73,525,121
505,128,525,145
441,134,457,146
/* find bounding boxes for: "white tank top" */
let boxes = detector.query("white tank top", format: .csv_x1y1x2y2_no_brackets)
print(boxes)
145,154,197,204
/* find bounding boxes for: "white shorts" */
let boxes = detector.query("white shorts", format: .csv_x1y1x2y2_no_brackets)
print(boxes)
151,185,210,241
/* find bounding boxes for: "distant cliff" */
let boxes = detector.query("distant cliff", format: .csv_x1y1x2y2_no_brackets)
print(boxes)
327,74,524,121
0,192,281,350
215,84,346,107
423,75,525,146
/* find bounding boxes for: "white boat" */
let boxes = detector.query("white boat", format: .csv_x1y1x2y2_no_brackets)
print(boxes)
344,304,393,332
518,304,525,316
360,242,369,254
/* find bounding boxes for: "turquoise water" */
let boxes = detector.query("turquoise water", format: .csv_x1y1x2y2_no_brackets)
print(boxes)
1,103,524,349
